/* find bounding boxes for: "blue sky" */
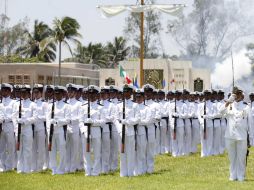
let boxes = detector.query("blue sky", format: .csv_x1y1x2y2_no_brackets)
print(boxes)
1,0,192,58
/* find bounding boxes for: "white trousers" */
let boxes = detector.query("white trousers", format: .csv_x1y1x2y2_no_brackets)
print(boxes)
0,131,15,171
49,132,66,174
220,124,226,154
17,133,33,173
160,119,167,154
200,127,213,157
155,124,160,155
165,127,172,153
191,122,200,153
171,127,184,157
101,132,110,173
65,132,79,173
184,122,192,155
82,135,101,176
120,135,135,177
213,127,221,155
109,131,119,171
31,130,47,172
135,134,147,175
225,139,247,181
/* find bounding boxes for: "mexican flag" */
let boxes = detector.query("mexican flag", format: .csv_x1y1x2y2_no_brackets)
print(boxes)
119,65,132,84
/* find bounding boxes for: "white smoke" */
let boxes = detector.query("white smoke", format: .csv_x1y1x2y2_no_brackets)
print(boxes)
211,49,252,88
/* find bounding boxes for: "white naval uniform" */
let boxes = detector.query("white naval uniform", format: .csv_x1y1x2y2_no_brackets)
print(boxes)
135,102,156,175
219,101,251,181
31,98,48,172
100,99,115,173
183,100,192,155
65,98,82,173
188,101,200,153
13,98,37,173
159,100,170,154
171,100,185,157
80,101,105,176
248,101,254,146
154,101,162,155
198,100,214,157
109,98,119,171
115,99,140,177
46,99,70,175
0,97,16,172
211,100,222,155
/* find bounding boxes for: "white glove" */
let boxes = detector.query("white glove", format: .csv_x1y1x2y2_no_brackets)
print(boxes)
172,113,179,117
50,119,57,125
121,119,127,125
70,118,80,125
86,118,93,124
228,94,236,103
17,118,24,125
38,115,46,121
202,115,210,119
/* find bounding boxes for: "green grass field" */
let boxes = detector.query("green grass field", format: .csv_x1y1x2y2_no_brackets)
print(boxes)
1,147,254,190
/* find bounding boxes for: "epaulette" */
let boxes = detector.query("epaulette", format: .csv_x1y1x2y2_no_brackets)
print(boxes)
97,103,103,106
243,102,248,105
82,103,88,106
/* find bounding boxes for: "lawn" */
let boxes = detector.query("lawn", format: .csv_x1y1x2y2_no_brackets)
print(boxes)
1,147,254,190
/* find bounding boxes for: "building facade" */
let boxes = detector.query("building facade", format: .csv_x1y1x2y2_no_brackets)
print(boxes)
100,59,211,91
0,62,99,86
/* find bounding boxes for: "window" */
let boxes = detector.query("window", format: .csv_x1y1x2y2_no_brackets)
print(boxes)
24,75,30,84
16,75,22,84
46,76,53,85
38,75,44,84
8,75,15,84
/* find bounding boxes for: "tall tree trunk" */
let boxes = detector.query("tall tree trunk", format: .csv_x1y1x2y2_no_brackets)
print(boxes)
58,41,62,84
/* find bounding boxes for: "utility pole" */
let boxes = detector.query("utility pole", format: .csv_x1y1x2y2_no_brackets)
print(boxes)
140,0,144,87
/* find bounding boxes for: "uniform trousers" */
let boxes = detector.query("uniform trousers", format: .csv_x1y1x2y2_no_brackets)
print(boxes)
120,135,135,177
101,132,110,173
49,131,66,175
82,134,101,176
31,130,47,172
0,130,15,171
171,126,184,157
17,133,33,173
109,130,119,171
226,138,247,181
65,132,79,172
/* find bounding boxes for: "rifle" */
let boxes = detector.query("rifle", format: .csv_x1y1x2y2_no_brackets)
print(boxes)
121,98,126,153
16,97,22,151
86,96,91,152
203,100,207,140
48,92,55,151
173,98,177,140
134,124,137,151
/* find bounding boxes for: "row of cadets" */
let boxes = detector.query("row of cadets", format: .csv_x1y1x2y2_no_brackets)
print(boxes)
0,83,16,172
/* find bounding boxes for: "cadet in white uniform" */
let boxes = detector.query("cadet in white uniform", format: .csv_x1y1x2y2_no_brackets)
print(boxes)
219,87,252,181
65,84,82,173
80,85,105,176
100,86,114,174
116,84,140,177
108,85,120,171
13,85,37,173
31,84,48,172
47,86,70,175
171,90,185,157
248,92,254,146
0,84,16,172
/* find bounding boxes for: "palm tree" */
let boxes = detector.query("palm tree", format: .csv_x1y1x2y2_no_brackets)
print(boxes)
17,20,56,62
105,36,130,68
41,16,81,84
72,42,108,67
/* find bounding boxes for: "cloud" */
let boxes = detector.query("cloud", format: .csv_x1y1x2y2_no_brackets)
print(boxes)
211,49,251,88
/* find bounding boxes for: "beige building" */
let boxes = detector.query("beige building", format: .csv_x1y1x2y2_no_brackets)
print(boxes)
0,62,99,86
100,59,211,92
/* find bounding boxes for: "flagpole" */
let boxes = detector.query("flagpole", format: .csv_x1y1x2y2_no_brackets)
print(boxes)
140,0,144,88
